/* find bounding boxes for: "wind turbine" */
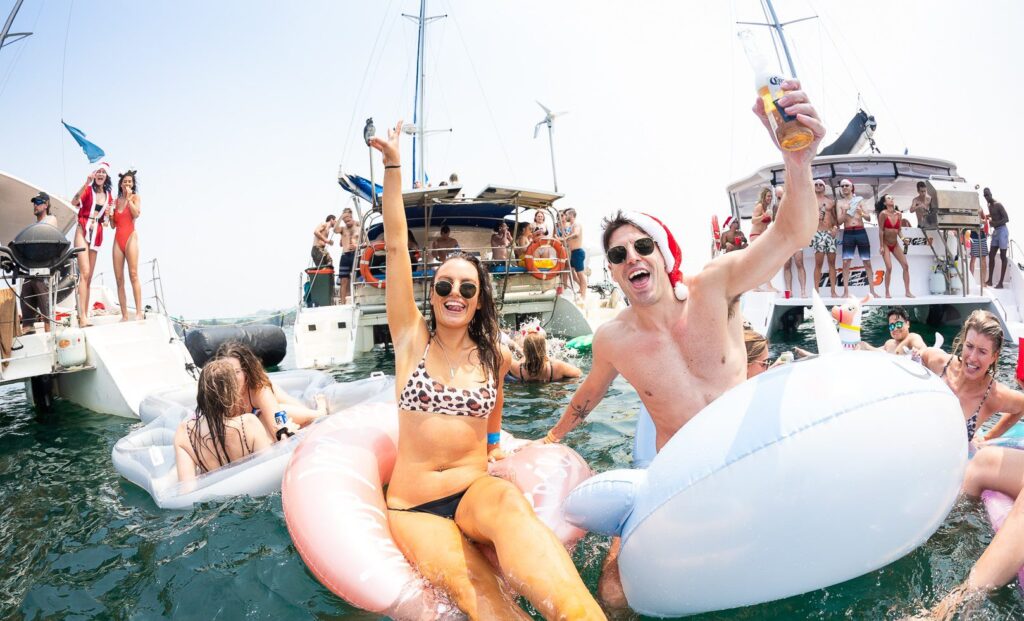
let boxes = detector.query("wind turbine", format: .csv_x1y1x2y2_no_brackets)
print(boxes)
534,101,568,193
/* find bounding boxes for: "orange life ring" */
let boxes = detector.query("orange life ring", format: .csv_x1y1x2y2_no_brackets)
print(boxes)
360,242,387,288
524,238,568,280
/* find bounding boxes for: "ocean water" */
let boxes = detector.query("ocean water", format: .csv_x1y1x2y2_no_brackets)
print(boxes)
2,314,1023,620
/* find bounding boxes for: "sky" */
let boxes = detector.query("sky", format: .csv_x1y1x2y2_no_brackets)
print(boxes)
1,0,1022,319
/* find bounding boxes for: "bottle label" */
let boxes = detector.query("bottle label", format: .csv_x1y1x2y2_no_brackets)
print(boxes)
769,76,797,123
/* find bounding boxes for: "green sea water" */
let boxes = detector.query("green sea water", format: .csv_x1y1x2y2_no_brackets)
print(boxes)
2,314,1024,620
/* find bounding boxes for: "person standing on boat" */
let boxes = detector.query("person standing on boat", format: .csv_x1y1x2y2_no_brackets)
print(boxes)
910,181,933,230
334,208,360,303
561,208,588,301
838,180,880,298
18,193,58,333
311,215,335,271
369,121,606,620
969,204,990,290
430,224,460,262
810,179,840,297
984,187,1010,289
780,186,809,298
71,162,113,327
750,187,774,241
110,170,144,321
877,194,914,298
538,80,824,612
489,221,513,261
532,210,550,237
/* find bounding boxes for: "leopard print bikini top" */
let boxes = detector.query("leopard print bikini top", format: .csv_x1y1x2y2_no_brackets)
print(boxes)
398,339,497,418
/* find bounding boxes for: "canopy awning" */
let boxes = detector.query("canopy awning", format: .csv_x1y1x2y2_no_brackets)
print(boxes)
0,171,77,244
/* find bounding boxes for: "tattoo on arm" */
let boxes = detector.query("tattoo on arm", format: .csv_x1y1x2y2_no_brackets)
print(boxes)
570,398,593,424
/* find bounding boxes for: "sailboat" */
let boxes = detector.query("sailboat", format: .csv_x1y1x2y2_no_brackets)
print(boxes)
726,1,1024,342
292,0,620,369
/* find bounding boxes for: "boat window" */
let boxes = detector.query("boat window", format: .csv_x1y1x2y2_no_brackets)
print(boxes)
832,161,896,177
895,162,953,178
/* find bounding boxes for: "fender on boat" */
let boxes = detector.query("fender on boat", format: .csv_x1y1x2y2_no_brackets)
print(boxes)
184,324,288,368
113,372,392,509
565,351,966,617
282,398,592,620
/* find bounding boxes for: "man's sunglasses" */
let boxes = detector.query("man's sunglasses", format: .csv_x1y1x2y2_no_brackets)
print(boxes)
607,237,656,265
434,280,478,299
889,320,906,331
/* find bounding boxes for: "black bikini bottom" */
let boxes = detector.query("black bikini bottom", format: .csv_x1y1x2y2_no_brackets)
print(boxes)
390,489,468,520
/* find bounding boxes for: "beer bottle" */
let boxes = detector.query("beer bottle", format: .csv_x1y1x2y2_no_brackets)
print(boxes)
738,30,814,152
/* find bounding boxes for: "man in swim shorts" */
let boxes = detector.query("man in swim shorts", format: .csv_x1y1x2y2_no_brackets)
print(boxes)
538,79,825,612
810,179,839,297
20,193,58,333
910,181,933,230
334,207,360,303
311,214,335,271
562,208,588,300
837,180,879,298
984,187,1010,289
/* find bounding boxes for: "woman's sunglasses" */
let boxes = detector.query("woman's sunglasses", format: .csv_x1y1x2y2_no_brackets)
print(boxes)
434,280,478,299
607,237,656,265
888,320,906,331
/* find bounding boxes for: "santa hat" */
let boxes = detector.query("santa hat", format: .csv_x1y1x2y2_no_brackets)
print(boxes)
620,211,688,301
94,161,111,174
723,216,735,228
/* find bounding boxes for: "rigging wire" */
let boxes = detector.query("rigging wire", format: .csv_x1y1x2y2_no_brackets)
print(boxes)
0,0,44,99
338,0,396,172
59,0,74,197
758,0,785,75
445,1,517,184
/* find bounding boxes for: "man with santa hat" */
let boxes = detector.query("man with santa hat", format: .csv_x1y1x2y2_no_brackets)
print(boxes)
539,79,825,612
721,216,747,252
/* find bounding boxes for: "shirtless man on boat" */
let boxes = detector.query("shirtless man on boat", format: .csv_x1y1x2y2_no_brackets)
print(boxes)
539,79,824,612
335,207,360,303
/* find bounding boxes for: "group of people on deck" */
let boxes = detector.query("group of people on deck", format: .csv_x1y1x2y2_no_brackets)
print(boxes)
725,178,1009,300
17,162,144,332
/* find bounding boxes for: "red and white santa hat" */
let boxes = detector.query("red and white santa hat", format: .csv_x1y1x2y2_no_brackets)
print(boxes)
94,161,111,174
619,211,688,301
723,215,735,228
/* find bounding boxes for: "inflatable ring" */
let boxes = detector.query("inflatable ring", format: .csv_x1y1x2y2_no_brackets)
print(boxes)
360,242,387,288
283,399,592,619
524,238,568,280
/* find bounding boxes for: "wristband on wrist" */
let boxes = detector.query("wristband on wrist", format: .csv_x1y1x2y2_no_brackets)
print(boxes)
545,430,560,444
487,432,501,445
384,164,401,169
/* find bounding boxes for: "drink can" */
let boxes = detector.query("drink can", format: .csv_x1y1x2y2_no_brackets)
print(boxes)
274,411,288,426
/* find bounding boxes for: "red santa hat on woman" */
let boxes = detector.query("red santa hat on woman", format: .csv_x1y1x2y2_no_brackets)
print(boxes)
619,211,688,301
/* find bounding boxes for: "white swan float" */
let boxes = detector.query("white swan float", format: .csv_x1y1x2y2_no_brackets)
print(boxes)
113,371,392,509
568,292,968,617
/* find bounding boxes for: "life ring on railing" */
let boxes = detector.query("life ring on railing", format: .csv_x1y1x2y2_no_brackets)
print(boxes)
524,238,568,280
360,242,387,288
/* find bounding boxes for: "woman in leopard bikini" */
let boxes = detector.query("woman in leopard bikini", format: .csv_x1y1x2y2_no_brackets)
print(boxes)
370,120,604,620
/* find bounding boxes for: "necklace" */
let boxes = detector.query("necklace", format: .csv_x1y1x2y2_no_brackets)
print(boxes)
432,336,459,381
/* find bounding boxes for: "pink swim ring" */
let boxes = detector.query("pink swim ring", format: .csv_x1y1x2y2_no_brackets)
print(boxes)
282,399,592,619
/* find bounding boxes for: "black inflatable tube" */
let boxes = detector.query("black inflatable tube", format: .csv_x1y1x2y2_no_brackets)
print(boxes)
184,324,287,368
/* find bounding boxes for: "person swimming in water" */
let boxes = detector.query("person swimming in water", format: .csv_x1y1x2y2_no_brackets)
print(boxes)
509,332,582,382
370,120,605,620
173,359,273,481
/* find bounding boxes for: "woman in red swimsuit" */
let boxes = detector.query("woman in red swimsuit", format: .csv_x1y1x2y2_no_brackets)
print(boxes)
111,170,144,321
370,121,605,620
70,162,113,326
877,195,913,298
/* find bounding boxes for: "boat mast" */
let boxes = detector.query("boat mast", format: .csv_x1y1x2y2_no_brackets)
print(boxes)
404,0,446,188
0,0,32,52
737,0,816,77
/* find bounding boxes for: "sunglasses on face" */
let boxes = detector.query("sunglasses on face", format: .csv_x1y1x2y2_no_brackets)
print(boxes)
607,237,656,265
753,358,772,368
889,320,906,331
433,279,478,299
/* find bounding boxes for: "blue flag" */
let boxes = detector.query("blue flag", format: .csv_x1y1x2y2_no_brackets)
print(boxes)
62,121,106,163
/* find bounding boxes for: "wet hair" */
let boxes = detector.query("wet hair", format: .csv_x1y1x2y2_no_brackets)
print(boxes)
440,224,451,235
428,254,501,383
189,359,241,473
325,214,336,223
887,307,910,323
917,181,927,190
215,341,271,392
744,327,768,365
951,310,1004,376
522,332,548,378
118,171,138,198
